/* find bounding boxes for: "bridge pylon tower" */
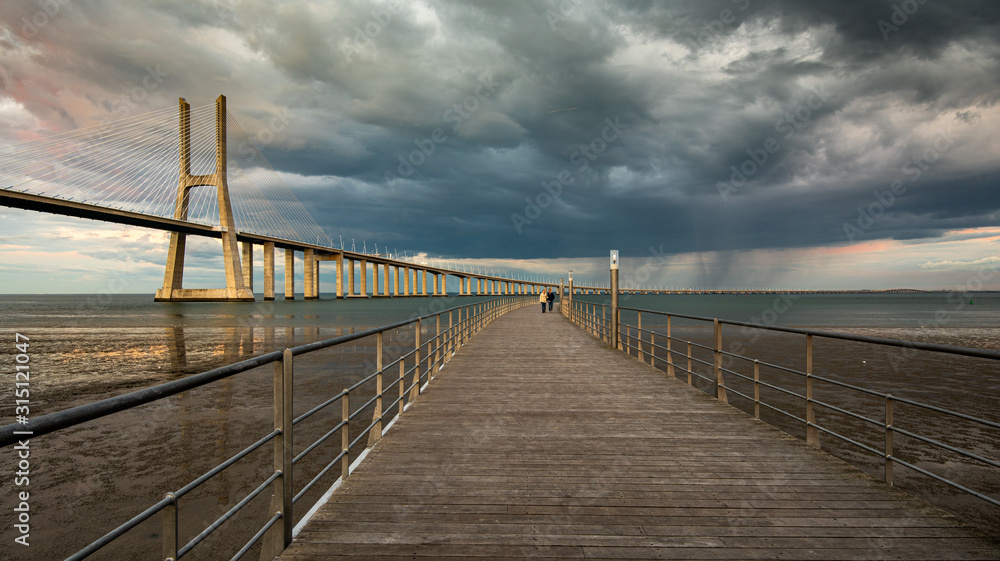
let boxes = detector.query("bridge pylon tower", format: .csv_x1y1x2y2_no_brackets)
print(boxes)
155,95,254,302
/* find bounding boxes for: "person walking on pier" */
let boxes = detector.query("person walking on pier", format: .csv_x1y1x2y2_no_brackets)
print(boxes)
546,288,555,312
539,289,547,313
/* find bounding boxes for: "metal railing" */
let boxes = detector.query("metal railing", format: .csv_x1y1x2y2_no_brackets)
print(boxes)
0,296,534,561
567,299,1000,512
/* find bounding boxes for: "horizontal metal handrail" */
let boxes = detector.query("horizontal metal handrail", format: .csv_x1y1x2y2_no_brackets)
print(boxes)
176,429,281,498
620,306,1000,361
725,387,754,404
65,496,174,561
178,470,281,558
348,394,381,422
808,372,888,398
893,426,1000,470
293,421,346,465
755,377,806,401
345,370,379,394
7,295,533,561
571,302,1000,520
893,456,1000,508
0,350,283,446
687,355,714,370
294,392,346,426
231,512,281,561
759,400,807,425
813,423,884,457
0,299,498,447
811,399,883,428
890,395,1000,430
294,449,346,504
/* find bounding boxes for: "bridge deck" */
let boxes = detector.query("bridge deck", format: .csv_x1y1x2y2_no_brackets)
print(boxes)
278,305,999,560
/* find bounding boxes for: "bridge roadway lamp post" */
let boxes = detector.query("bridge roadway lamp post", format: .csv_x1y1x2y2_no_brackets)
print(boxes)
610,251,620,349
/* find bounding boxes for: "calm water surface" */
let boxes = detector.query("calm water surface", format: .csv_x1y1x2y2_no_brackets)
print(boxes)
1,292,998,559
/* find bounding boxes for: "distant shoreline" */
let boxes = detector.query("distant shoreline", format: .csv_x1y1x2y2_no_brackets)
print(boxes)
3,290,1000,296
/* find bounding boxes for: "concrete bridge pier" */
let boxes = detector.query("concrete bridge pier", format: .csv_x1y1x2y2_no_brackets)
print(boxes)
357,259,368,298
336,253,344,298
284,249,295,300
263,242,275,301
304,248,316,300
346,258,355,297
241,241,253,293
154,96,254,303
313,258,319,299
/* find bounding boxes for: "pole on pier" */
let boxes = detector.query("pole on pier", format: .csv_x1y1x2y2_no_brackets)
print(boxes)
610,251,619,349
560,277,565,316
568,271,574,319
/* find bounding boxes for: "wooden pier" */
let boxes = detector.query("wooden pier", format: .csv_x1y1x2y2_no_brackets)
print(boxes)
278,305,1000,560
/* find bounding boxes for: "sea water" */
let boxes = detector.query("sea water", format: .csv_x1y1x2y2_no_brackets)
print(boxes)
1,292,998,558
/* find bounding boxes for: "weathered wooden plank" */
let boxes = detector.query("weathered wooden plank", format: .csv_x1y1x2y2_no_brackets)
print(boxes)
277,306,1000,561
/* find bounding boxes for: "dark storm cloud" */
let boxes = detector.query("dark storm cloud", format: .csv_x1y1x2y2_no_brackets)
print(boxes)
2,0,999,265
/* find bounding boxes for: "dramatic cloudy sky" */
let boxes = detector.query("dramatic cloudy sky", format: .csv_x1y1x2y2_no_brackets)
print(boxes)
1,0,999,292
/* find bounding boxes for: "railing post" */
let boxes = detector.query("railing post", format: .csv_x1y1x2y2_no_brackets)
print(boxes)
341,390,350,480
462,306,468,345
367,332,383,447
666,315,674,377
264,349,294,557
885,394,894,485
398,360,405,417
753,360,760,419
448,309,454,360
638,311,644,362
434,313,441,375
649,332,655,366
568,274,574,317
686,341,693,385
411,319,421,400
714,319,727,404
602,306,607,343
805,334,819,448
162,493,178,561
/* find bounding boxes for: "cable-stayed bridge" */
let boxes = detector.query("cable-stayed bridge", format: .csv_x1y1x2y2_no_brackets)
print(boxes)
0,97,937,300
0,96,563,301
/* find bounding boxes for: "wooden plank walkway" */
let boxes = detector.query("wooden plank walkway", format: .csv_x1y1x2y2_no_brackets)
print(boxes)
278,304,1000,560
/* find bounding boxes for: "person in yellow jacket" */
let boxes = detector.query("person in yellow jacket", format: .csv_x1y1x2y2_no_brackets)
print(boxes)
539,289,547,313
